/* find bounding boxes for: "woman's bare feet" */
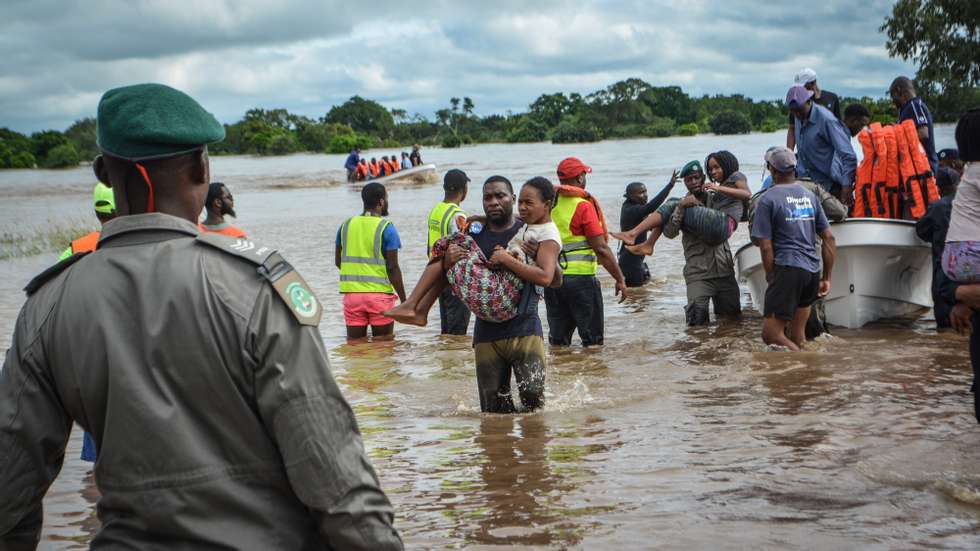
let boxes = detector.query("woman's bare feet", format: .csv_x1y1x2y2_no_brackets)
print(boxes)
610,231,639,245
383,303,428,326
625,241,655,256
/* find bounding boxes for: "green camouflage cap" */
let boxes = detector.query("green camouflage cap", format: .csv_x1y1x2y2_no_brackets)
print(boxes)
680,160,703,177
97,83,225,160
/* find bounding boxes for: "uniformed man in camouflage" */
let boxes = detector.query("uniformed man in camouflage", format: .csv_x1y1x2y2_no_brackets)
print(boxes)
0,83,402,550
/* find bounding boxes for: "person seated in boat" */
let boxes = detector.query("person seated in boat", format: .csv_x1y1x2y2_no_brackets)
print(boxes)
943,110,980,287
379,156,393,176
402,152,413,169
356,159,369,181
368,157,381,178
611,152,750,257
939,148,964,178
410,144,423,167
390,154,401,172
385,176,561,326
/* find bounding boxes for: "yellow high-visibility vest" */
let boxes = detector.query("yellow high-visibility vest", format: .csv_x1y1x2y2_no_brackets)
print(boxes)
426,201,465,256
339,215,394,293
552,195,598,276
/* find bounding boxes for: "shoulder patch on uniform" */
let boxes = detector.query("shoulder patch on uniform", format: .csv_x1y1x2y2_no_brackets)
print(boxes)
24,251,89,296
196,233,321,326
195,232,277,265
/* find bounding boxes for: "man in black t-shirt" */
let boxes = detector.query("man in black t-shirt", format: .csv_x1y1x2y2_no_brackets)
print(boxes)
787,68,841,151
443,176,547,413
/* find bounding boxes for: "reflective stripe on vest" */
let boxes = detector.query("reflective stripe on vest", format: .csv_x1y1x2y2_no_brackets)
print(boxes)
339,216,394,293
552,195,597,276
426,202,464,256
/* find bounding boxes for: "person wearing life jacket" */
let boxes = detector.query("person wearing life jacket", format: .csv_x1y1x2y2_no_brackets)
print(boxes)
336,182,407,342
787,85,857,205
58,182,117,261
379,157,393,176
390,155,401,172
426,169,471,335
545,157,627,347
200,182,248,238
890,76,938,176
356,159,369,180
368,157,381,178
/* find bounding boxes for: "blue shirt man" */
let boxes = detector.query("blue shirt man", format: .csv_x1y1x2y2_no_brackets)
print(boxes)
787,85,857,200
344,148,361,182
890,76,938,175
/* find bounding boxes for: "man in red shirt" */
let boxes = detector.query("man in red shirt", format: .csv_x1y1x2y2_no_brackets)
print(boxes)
546,157,627,346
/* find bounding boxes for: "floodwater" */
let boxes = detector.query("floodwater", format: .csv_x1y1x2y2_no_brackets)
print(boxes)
2,128,979,550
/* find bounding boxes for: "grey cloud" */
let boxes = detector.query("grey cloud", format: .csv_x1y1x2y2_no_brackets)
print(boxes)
0,0,916,133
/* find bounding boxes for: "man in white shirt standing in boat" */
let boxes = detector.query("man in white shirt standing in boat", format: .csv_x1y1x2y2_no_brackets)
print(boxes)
751,148,836,351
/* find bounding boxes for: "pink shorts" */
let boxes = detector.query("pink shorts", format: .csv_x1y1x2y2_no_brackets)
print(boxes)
343,293,398,327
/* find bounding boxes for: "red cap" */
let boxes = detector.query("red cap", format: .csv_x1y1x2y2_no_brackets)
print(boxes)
556,157,592,180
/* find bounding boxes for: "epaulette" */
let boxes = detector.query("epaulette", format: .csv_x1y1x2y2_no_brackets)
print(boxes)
195,233,322,326
24,251,90,296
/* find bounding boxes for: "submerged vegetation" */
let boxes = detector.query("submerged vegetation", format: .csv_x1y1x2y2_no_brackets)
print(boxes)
0,219,95,260
2,76,977,167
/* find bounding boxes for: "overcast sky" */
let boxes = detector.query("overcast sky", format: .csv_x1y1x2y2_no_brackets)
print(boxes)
0,0,914,133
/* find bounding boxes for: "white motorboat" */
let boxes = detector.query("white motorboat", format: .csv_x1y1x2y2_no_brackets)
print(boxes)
734,218,933,329
368,163,438,184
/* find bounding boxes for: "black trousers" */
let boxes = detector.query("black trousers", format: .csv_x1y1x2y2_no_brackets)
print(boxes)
544,275,604,346
438,287,470,335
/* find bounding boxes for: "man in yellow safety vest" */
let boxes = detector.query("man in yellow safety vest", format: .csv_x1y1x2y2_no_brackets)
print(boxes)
426,169,471,334
546,157,628,346
335,182,407,342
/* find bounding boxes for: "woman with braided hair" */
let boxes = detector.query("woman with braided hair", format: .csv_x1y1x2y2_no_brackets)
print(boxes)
610,151,750,256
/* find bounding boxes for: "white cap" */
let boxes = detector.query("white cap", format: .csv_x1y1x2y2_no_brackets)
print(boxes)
795,68,817,85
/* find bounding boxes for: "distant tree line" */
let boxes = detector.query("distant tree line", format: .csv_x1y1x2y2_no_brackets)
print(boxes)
2,77,977,168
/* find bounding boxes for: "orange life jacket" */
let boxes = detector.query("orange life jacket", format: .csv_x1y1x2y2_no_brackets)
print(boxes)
380,159,392,176
882,125,902,218
391,158,400,171
853,129,875,218
869,122,891,218
356,162,368,178
71,231,101,254
369,161,380,177
898,118,940,219
198,223,248,238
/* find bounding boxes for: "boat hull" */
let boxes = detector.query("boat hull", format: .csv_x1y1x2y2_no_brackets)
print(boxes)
734,218,933,329
367,163,438,184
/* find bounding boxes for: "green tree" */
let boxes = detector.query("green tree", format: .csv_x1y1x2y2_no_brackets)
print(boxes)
709,111,752,135
881,0,980,90
42,143,81,168
64,118,98,161
30,130,69,163
506,118,548,143
324,96,395,138
528,92,576,127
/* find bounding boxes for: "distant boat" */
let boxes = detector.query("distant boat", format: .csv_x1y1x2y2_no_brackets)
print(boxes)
366,163,438,185
734,218,933,329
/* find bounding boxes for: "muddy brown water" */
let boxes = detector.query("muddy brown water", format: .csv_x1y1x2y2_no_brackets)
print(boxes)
3,129,980,550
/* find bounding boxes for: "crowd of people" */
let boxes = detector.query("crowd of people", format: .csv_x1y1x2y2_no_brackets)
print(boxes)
0,73,977,549
345,145,424,182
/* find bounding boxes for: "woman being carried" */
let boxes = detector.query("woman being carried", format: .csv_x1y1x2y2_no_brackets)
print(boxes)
943,109,980,287
385,176,562,325
610,151,751,255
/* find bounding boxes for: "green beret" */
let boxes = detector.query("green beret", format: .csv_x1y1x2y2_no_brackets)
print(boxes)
680,160,703,177
97,83,225,160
